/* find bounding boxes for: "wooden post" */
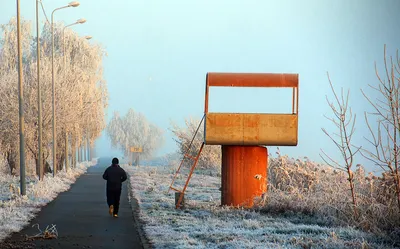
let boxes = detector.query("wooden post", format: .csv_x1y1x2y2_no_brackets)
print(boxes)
175,192,185,208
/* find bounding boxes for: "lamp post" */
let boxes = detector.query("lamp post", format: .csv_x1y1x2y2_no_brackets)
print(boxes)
51,1,80,177
16,0,26,195
62,18,86,171
35,0,44,180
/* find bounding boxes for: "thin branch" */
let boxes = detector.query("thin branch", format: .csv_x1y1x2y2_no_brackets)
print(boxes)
320,149,341,168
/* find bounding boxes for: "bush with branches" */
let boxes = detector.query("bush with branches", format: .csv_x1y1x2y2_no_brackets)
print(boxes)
321,72,361,218
361,45,400,211
169,116,221,169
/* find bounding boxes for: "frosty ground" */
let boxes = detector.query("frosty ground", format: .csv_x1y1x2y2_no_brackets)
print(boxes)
0,160,95,242
125,165,396,249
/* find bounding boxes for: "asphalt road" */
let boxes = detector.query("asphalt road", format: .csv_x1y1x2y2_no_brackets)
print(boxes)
1,157,144,249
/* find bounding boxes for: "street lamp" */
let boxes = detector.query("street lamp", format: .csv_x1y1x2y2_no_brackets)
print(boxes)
69,1,80,7
62,18,86,171
35,0,43,181
16,0,26,195
51,1,80,177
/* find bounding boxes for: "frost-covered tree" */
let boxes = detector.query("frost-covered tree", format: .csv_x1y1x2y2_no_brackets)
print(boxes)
106,109,164,160
170,116,221,169
0,18,33,174
0,17,108,177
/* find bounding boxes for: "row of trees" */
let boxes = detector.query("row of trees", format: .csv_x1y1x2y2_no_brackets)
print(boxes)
0,17,108,178
105,111,219,168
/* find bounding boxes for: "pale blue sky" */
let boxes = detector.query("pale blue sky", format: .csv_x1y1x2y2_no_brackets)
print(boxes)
1,1,400,172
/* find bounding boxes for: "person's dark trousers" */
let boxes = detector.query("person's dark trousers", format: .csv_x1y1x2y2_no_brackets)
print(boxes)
106,188,122,215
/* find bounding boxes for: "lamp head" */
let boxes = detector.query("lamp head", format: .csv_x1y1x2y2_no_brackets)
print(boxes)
68,1,80,7
77,18,86,24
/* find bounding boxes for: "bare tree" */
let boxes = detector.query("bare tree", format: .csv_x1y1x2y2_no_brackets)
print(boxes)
320,72,361,217
361,45,400,211
170,116,221,169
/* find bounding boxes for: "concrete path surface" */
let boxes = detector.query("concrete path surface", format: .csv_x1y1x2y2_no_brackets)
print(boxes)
0,157,144,249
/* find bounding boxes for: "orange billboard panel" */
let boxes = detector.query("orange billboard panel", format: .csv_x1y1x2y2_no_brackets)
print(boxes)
206,73,299,88
204,113,298,146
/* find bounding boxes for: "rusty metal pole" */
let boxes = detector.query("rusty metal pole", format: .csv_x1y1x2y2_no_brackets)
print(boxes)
221,145,267,207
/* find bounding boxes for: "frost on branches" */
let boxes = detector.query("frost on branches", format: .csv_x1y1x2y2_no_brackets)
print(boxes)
170,116,221,170
0,17,108,177
106,109,164,160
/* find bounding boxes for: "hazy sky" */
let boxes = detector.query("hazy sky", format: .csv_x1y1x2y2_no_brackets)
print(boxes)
1,0,400,172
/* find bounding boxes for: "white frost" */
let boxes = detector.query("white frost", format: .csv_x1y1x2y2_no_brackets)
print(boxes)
0,160,96,242
126,165,392,249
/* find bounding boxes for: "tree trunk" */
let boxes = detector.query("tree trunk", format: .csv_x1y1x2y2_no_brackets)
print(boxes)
57,152,65,172
34,153,47,180
6,150,17,175
40,153,45,179
35,155,39,178
44,160,52,174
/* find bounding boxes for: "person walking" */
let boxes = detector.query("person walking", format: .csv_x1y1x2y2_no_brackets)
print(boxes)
102,157,127,217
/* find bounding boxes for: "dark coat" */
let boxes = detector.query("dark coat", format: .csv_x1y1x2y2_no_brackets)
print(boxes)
102,164,128,190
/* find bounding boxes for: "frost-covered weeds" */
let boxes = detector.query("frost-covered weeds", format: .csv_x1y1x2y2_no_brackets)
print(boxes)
126,160,395,249
0,160,96,242
265,153,400,244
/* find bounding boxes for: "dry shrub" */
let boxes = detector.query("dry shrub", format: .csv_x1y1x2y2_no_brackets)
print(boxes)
170,116,221,169
0,156,9,175
263,150,400,241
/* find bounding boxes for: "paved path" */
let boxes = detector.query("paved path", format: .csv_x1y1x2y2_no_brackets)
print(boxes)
1,157,144,249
